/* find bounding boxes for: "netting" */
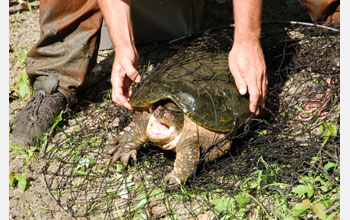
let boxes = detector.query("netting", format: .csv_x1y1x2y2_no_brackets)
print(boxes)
41,23,339,219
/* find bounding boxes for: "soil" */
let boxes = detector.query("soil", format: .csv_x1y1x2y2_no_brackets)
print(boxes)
8,0,315,219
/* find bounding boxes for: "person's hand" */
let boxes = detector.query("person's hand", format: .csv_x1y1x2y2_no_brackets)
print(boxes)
97,0,139,110
111,46,141,110
228,40,267,115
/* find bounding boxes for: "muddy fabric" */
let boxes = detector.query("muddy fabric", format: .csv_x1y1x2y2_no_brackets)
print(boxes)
25,0,103,105
298,0,340,23
25,0,205,106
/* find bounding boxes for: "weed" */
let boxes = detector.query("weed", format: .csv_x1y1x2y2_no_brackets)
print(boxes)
26,0,33,13
9,141,39,167
16,72,32,100
13,45,28,68
319,122,338,147
10,11,21,23
9,171,28,191
25,146,40,166
9,141,26,155
11,44,32,100
287,160,339,219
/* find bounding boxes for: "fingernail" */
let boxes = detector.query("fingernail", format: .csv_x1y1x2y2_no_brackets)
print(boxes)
239,88,246,95
135,75,141,83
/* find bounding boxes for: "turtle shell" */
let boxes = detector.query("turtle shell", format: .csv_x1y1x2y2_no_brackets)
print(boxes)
130,51,251,132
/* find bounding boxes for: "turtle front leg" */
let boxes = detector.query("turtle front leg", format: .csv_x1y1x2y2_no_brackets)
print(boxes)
164,138,200,186
105,112,150,166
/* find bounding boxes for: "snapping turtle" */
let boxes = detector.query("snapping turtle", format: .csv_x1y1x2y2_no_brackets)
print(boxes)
106,51,252,186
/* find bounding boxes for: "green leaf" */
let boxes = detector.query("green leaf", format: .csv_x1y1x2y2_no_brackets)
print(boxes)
320,123,338,147
258,129,267,136
322,123,337,139
320,186,328,192
324,162,336,172
212,198,226,213
235,194,250,207
292,185,314,198
17,72,31,99
26,0,33,13
14,173,27,191
51,110,63,130
211,196,235,214
134,188,161,201
312,203,326,220
327,211,338,220
134,193,147,201
9,141,26,154
90,160,97,167
311,156,319,164
134,198,147,210
9,171,16,188
319,198,331,208
292,199,310,216
115,161,124,172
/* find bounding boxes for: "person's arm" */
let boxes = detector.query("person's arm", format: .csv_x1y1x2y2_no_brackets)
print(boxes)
97,0,141,110
229,0,267,115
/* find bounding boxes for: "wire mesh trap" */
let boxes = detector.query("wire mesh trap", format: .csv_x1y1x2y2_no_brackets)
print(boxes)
41,23,340,219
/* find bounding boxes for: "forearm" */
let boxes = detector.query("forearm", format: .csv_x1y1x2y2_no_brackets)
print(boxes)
233,0,262,43
97,0,140,110
229,0,266,115
97,0,136,50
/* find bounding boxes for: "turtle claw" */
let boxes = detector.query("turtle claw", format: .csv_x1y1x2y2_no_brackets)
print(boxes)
119,150,138,166
108,143,138,167
164,171,186,187
105,143,118,155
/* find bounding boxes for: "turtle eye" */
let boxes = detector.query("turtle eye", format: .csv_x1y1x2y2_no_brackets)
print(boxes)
154,105,163,114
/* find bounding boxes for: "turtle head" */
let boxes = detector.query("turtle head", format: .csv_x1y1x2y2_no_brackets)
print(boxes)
146,101,184,145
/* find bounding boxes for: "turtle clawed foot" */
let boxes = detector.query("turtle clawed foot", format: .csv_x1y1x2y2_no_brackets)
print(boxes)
117,149,137,166
105,142,137,166
105,142,119,155
164,171,187,187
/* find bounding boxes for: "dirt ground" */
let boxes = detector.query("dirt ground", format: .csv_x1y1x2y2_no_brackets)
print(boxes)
8,0,313,219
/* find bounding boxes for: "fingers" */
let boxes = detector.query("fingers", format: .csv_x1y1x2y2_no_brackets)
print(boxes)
246,69,268,115
231,63,263,114
229,43,267,115
112,74,133,110
233,72,248,96
261,72,268,109
123,61,141,83
111,60,141,110
246,82,261,115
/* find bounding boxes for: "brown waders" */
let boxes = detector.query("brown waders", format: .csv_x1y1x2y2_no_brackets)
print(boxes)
11,0,103,148
26,0,205,104
25,0,103,105
11,0,205,148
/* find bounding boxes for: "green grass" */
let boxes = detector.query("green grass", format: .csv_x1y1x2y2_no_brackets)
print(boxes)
10,43,32,100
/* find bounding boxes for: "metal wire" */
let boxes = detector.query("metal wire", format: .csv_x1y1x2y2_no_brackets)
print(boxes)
42,24,339,219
